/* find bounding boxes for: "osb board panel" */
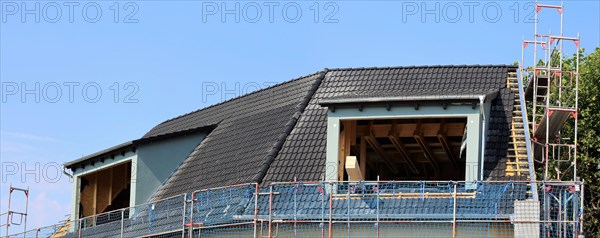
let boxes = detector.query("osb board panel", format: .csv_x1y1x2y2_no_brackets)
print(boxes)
80,173,96,217
95,168,111,213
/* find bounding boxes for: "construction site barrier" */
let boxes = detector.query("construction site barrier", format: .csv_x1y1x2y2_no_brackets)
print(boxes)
6,181,583,238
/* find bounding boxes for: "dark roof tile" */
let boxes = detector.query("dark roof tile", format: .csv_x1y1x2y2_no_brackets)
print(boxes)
149,65,518,199
263,65,515,184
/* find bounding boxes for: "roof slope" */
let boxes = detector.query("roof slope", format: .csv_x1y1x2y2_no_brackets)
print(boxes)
262,65,516,183
151,73,323,198
151,65,518,199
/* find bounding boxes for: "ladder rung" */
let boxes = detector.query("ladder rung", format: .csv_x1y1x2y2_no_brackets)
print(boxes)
507,162,529,165
505,169,525,172
508,155,529,158
536,3,563,9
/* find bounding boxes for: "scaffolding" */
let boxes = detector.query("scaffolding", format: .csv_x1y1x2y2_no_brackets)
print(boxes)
8,181,583,238
520,0,580,182
2,1,587,237
0,185,30,238
520,1,583,237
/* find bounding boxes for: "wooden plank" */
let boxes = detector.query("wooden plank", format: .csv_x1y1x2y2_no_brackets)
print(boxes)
357,123,466,137
359,137,367,178
333,192,476,199
413,132,440,172
338,128,345,181
437,123,459,169
338,121,352,181
93,173,97,214
349,120,357,146
108,167,113,206
364,135,399,175
345,156,364,181
80,175,94,217
388,134,420,174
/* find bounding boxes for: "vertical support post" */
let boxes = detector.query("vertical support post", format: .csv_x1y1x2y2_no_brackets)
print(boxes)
294,180,298,238
452,182,457,238
558,192,563,237
268,185,273,238
6,185,11,237
321,182,325,238
23,188,28,238
78,217,82,238
545,55,551,180
328,182,333,238
189,192,195,238
35,228,39,238
346,183,350,238
254,183,258,238
376,177,380,238
542,182,548,237
574,34,580,181
580,181,585,236
532,1,539,150
120,209,124,238
182,194,187,238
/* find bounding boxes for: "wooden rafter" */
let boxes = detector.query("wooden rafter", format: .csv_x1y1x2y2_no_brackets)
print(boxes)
413,126,439,172
339,121,357,181
437,133,459,168
359,136,367,178
364,135,399,175
388,134,419,174
437,122,459,169
357,123,465,138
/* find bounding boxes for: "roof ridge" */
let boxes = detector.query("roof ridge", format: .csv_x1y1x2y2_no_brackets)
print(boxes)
149,70,325,132
327,64,517,72
253,69,328,184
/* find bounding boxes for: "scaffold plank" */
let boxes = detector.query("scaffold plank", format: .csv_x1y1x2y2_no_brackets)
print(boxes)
524,75,549,101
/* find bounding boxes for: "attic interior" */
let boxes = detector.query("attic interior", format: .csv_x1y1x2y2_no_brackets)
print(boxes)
79,162,131,218
339,118,468,181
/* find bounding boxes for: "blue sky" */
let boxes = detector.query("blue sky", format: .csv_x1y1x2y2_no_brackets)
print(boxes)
1,0,599,233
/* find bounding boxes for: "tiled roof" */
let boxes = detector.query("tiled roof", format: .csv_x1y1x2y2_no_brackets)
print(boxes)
262,65,516,184
484,88,515,180
151,72,324,198
148,65,518,199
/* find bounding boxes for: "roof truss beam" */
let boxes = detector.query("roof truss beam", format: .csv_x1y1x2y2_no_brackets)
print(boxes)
413,123,440,174
437,122,459,170
388,134,420,174
364,134,399,175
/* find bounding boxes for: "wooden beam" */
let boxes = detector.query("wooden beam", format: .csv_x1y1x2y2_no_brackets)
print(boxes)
413,132,440,172
345,156,364,181
364,135,399,175
108,167,113,206
93,173,97,214
357,123,466,137
338,123,346,181
338,121,354,181
437,133,459,170
388,134,420,174
359,137,367,178
349,121,357,146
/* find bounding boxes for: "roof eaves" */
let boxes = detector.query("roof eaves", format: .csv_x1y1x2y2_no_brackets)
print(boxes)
64,141,134,168
319,91,499,106
65,125,216,170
